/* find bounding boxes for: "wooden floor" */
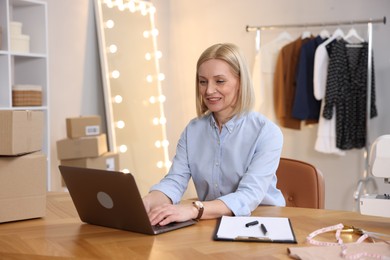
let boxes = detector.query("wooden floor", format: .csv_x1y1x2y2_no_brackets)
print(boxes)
0,192,389,259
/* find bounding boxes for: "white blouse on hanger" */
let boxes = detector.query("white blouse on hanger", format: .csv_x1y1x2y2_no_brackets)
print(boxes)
252,31,292,122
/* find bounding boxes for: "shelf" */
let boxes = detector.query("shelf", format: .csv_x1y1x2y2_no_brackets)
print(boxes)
0,106,48,110
0,0,50,190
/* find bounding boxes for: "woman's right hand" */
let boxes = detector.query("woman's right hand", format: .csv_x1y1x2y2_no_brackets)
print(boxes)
142,197,151,213
142,190,172,215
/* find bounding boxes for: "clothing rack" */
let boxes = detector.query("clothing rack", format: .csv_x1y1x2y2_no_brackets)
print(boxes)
246,16,386,211
246,17,386,31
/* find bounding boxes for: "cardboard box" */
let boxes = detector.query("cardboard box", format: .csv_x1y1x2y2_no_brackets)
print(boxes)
56,134,108,160
0,110,44,155
0,152,46,223
66,116,101,139
60,152,120,171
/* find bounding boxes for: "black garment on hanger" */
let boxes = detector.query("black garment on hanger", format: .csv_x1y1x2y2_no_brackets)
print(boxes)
323,39,377,150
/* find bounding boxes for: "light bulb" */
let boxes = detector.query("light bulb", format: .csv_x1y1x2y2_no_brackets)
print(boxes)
158,73,165,81
151,28,159,37
158,95,166,103
109,44,117,53
143,30,150,38
116,120,125,129
165,161,172,168
105,0,114,8
122,168,130,174
128,1,135,12
149,6,156,14
145,52,152,60
149,96,156,104
140,2,147,15
161,140,169,147
105,20,114,29
119,145,127,153
112,70,120,78
152,117,159,125
146,75,153,82
114,95,123,103
155,140,161,148
159,117,167,125
117,1,125,11
156,161,164,169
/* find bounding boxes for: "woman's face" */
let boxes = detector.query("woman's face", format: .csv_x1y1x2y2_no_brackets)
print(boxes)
198,59,239,119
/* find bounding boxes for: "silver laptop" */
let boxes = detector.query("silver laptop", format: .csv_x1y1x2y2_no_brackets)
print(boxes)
59,165,196,235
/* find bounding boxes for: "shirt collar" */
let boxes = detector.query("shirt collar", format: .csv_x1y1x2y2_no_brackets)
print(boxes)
208,113,240,134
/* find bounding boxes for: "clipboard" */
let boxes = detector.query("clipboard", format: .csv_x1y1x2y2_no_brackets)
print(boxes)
213,216,297,243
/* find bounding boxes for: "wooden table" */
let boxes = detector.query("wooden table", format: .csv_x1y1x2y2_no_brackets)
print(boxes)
0,192,389,259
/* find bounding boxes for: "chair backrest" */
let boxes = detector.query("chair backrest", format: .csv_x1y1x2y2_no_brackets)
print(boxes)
276,158,325,209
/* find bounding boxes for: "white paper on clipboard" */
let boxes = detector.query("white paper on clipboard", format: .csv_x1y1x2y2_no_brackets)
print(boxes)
215,216,296,243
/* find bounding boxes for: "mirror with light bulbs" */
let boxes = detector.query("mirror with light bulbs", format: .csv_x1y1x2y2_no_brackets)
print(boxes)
94,0,171,196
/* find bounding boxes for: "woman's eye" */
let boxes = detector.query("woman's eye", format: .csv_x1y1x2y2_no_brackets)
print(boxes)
216,80,225,84
199,80,207,85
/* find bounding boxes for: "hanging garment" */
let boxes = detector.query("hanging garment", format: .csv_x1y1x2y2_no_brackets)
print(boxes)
274,37,312,130
323,40,377,150
292,35,325,121
252,32,292,122
313,39,346,155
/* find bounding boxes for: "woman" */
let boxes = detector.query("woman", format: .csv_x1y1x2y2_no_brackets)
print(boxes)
143,43,285,226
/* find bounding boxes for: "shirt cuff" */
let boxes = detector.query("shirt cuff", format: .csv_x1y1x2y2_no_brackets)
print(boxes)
218,194,252,216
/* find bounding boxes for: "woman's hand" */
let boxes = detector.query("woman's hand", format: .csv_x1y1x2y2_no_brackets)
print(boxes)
142,190,171,214
148,203,198,226
143,191,233,225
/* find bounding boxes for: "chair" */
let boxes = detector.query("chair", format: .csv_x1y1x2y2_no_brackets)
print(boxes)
276,158,325,209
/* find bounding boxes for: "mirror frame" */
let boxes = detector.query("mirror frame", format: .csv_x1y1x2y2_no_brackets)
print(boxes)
94,0,171,175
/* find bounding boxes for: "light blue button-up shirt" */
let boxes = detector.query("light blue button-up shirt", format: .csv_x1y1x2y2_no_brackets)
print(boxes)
150,111,285,216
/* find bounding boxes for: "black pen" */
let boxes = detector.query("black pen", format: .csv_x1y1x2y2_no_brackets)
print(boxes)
260,223,268,235
245,220,259,227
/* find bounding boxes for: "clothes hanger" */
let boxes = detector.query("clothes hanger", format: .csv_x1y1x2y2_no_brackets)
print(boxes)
275,31,293,42
344,27,365,43
301,29,311,39
331,28,345,39
319,29,330,39
319,27,344,47
265,31,292,47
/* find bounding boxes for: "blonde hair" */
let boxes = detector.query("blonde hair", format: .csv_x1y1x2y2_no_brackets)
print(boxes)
195,43,255,117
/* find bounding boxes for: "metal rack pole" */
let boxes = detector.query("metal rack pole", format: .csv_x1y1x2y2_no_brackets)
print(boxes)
246,16,386,31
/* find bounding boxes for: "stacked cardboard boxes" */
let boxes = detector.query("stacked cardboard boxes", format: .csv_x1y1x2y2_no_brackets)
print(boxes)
57,116,119,184
0,110,46,223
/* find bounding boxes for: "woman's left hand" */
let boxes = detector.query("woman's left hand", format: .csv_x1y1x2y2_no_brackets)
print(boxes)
148,203,197,226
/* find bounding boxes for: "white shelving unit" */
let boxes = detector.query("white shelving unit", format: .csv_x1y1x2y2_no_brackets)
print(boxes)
0,0,50,190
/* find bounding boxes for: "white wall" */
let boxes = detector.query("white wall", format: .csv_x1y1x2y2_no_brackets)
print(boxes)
46,0,106,190
46,0,390,211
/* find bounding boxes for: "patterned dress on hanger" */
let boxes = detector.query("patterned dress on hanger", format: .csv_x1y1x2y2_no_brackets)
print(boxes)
322,39,377,150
